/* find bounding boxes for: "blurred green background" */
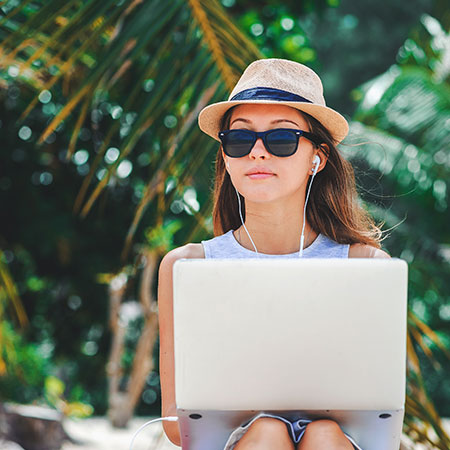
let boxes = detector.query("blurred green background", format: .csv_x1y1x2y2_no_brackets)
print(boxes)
0,0,449,446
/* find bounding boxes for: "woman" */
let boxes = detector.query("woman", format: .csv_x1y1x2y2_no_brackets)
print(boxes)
158,59,389,449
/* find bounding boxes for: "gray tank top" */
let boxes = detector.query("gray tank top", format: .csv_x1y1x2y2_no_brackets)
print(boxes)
201,230,349,259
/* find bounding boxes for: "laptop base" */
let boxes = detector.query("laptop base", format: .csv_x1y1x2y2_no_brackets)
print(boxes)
177,408,404,450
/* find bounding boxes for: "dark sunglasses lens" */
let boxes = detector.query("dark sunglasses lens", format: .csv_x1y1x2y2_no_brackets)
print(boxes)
224,130,255,157
266,130,298,156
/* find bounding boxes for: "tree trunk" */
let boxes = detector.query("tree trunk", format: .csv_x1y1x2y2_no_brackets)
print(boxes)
106,250,159,428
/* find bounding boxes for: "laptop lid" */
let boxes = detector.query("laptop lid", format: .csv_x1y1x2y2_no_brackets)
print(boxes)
173,258,407,412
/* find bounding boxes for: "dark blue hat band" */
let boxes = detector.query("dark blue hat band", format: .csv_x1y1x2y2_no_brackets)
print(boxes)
230,86,312,104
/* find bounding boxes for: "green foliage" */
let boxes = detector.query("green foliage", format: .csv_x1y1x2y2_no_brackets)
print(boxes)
0,92,121,413
0,321,49,404
222,0,435,116
145,220,183,253
227,3,318,62
348,13,450,431
0,322,93,417
45,375,93,418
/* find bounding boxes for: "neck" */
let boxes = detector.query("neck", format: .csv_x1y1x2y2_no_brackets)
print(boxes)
234,194,317,255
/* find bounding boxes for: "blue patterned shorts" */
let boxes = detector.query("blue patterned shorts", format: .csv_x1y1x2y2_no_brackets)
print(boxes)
223,412,362,449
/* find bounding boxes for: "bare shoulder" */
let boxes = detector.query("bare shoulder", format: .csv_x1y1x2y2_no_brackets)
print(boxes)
349,243,391,259
159,243,205,275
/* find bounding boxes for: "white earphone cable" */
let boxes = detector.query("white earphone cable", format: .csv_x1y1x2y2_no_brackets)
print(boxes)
299,161,319,258
235,186,259,256
129,416,179,450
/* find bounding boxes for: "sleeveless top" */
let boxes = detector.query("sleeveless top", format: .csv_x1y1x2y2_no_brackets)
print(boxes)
201,230,349,259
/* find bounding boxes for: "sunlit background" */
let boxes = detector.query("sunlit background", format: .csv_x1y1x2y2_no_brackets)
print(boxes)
0,0,449,448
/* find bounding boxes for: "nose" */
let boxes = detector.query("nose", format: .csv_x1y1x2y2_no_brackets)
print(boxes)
249,137,271,160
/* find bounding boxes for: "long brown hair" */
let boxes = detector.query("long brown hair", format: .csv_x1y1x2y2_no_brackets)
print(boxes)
212,105,382,248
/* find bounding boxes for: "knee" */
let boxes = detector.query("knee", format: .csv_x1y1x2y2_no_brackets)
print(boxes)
241,417,291,442
301,420,353,449
304,419,345,438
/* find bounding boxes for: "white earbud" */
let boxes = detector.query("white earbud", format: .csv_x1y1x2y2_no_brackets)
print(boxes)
226,160,230,170
300,154,321,258
312,155,321,174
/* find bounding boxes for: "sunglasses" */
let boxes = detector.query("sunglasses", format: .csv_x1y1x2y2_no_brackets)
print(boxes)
218,128,321,158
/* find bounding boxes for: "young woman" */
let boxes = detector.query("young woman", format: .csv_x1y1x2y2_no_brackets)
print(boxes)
158,59,389,450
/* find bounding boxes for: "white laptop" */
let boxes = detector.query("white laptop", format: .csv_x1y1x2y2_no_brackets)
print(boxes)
172,258,408,450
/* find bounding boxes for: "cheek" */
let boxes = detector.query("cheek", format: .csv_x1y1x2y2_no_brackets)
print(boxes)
277,157,310,184
226,159,246,177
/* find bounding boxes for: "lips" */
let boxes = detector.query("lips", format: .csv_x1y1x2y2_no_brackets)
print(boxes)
245,167,275,179
245,167,275,175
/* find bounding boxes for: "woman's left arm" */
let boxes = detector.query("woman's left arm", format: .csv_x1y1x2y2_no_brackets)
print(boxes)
349,244,391,259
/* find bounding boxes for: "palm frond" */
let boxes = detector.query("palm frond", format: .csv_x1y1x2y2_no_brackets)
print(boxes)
409,311,450,359
1,0,261,233
0,250,28,377
188,0,237,89
0,251,28,328
120,80,218,260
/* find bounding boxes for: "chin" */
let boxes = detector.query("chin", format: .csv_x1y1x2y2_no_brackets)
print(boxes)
240,184,305,205
240,189,282,204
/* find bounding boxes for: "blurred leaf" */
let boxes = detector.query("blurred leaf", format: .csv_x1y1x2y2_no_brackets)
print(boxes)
0,250,28,327
45,375,94,418
145,220,183,253
63,401,94,418
45,375,65,398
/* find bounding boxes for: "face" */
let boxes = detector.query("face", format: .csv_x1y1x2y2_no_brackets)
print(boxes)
223,104,323,204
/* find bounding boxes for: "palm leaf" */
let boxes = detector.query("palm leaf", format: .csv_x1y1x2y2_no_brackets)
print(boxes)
350,18,450,446
120,80,218,260
0,251,28,329
0,250,28,376
188,0,238,89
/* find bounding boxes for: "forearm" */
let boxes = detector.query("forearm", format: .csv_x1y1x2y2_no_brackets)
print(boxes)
162,401,181,446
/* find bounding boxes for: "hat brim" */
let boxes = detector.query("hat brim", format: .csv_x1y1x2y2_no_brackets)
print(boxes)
198,100,349,144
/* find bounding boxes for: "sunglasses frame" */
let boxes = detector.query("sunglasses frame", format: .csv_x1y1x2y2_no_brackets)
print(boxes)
218,128,322,158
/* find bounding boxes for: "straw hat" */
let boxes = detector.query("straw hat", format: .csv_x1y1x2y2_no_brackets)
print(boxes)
198,58,349,144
